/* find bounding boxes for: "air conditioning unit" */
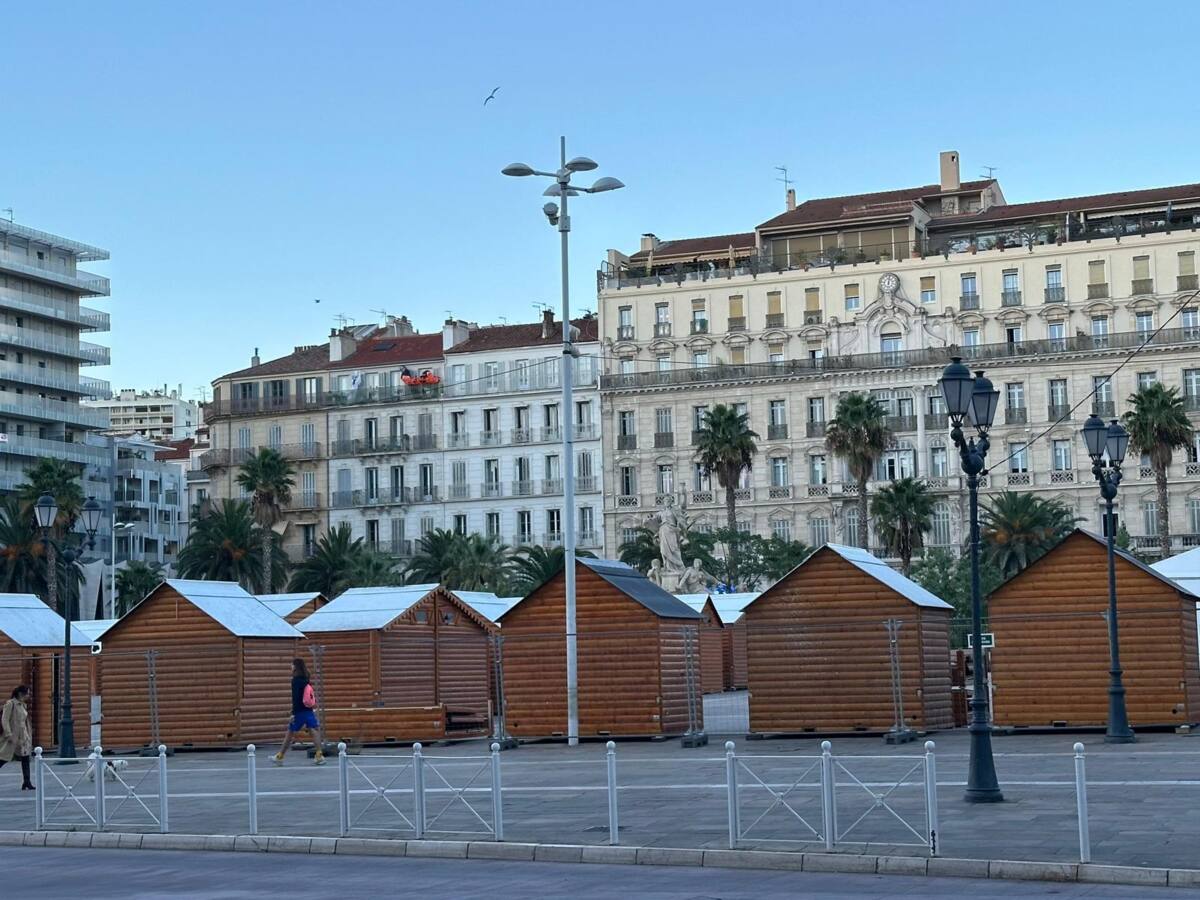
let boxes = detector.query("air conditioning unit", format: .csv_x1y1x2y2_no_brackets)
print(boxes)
805,313,822,325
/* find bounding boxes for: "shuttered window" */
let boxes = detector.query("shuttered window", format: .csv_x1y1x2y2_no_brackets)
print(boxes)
1088,260,1106,284
728,295,744,317
767,291,783,315
1133,255,1150,280
1180,251,1196,277
805,288,820,311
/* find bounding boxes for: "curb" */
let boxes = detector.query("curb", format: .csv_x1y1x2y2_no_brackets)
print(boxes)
3,831,1199,889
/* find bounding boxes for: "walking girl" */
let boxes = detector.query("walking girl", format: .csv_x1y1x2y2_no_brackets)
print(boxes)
274,659,325,765
0,685,35,790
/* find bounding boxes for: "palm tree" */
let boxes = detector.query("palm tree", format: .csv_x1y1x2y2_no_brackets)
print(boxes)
404,529,461,584
18,458,86,617
445,534,511,592
694,405,759,534
870,477,935,574
115,560,163,616
1123,383,1194,556
177,499,280,590
347,550,404,588
0,496,48,596
508,544,598,595
825,392,891,550
235,448,295,592
288,523,366,596
981,491,1078,578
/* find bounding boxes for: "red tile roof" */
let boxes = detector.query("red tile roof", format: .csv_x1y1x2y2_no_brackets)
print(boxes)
446,317,598,354
928,182,1200,227
758,180,995,231
154,438,194,461
219,343,331,381
628,232,757,262
331,332,444,370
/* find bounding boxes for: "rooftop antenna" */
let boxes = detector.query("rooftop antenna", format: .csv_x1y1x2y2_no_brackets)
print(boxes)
333,313,351,328
0,208,12,223
980,166,998,180
498,316,508,324
775,165,793,199
370,307,390,322
196,385,210,402
532,301,551,314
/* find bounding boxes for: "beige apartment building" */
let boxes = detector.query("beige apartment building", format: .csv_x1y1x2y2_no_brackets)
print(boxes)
597,152,1200,560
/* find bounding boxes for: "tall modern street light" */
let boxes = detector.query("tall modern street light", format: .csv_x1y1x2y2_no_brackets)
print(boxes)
36,492,103,760
502,138,624,747
1082,413,1135,744
938,357,1004,803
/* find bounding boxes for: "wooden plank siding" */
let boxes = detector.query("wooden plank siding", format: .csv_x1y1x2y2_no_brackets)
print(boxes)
726,620,748,689
500,563,699,738
989,531,1200,727
745,547,952,734
697,599,726,694
0,636,91,750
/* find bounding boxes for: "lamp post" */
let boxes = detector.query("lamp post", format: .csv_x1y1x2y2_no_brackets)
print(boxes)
36,493,102,760
503,138,624,748
111,517,136,617
938,357,1004,803
1082,414,1135,744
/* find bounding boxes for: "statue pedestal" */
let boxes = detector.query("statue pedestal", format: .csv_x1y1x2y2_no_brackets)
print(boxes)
659,570,683,593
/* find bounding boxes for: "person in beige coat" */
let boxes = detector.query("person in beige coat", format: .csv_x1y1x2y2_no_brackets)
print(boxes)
0,685,34,790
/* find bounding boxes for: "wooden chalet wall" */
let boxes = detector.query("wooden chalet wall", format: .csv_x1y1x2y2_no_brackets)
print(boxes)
281,598,324,626
239,638,301,743
989,532,1200,727
746,548,952,734
0,635,90,750
697,599,725,694
501,564,699,738
725,619,748,689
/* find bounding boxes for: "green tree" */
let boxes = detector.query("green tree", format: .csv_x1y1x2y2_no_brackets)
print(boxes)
980,491,1078,578
347,550,404,588
909,548,1004,647
825,393,891,550
444,534,511,592
287,523,365,597
870,477,935,574
235,447,295,592
177,499,282,590
404,529,461,584
507,544,597,596
1122,383,1194,557
707,528,767,591
18,458,87,618
759,536,813,583
694,405,759,533
115,560,163,616
0,496,49,596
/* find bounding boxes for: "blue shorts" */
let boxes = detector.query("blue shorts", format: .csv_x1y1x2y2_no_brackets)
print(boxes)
289,709,320,732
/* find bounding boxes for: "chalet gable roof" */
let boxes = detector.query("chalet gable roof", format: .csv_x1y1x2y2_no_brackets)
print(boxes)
499,558,702,621
161,580,304,638
0,594,93,646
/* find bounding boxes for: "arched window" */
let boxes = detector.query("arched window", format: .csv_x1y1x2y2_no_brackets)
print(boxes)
810,516,830,546
845,506,861,546
931,502,952,547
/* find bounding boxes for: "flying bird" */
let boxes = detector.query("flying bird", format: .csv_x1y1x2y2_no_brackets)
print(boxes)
483,86,500,106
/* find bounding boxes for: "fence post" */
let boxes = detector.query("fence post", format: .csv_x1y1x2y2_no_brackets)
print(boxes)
412,742,425,840
246,745,258,835
337,742,349,837
1074,742,1091,864
606,741,619,846
93,746,105,831
923,740,939,857
33,747,44,830
724,741,738,849
821,740,835,851
157,745,169,833
490,742,503,841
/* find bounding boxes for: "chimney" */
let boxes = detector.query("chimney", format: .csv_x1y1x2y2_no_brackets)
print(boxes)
442,318,472,351
390,315,415,337
639,233,660,253
541,307,556,339
250,347,261,368
328,329,358,362
939,150,960,192
786,188,796,212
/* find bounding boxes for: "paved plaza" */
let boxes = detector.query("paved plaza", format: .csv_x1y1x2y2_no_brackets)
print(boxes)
5,724,1200,872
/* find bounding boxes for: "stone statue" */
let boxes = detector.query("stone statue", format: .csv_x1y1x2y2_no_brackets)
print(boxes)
647,558,664,587
652,499,685,574
677,558,709,594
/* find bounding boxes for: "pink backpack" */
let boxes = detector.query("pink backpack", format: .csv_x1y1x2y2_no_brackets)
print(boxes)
302,684,316,709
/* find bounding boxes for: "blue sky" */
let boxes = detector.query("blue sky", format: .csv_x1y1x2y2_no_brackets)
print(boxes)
4,0,1198,398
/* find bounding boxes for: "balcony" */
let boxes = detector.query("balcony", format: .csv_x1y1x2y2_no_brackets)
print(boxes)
615,494,640,508
807,484,830,497
541,426,562,443
802,312,822,326
768,485,792,499
1186,395,1200,413
199,447,253,470
447,432,469,449
766,313,786,328
960,293,980,310
1044,286,1066,304
287,491,321,511
1179,274,1199,292
690,319,709,335
0,248,110,296
1001,290,1022,307
654,432,674,449
577,475,599,493
924,412,949,430
0,289,110,332
481,482,503,499
767,423,789,440
1088,283,1109,300
331,490,364,509
542,479,563,495
367,538,413,558
653,322,672,338
479,430,502,447
542,532,564,548
1049,470,1076,484
276,442,323,461
617,433,637,451
616,325,635,340
0,394,108,429
886,415,917,432
511,480,535,498
1093,401,1116,418
0,363,110,397
1005,406,1028,425
185,469,208,482
448,484,470,500
511,428,532,444
403,486,440,503
727,316,746,332
806,421,826,438
1131,278,1154,296
411,433,437,451
690,489,713,504
733,487,752,502
0,327,110,364
573,423,597,440
1048,404,1072,421
578,530,601,549
1007,472,1032,487
356,436,409,456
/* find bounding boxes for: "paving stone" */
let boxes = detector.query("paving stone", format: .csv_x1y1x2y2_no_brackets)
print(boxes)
580,845,637,865
142,833,208,851
989,860,1078,882
42,832,69,847
467,841,536,861
803,852,877,874
90,833,122,849
233,835,269,853
534,844,584,863
117,833,142,849
63,832,93,848
334,837,406,857
927,857,989,878
876,855,929,876
1169,869,1200,888
636,847,705,867
267,836,311,853
1078,863,1168,885
703,849,804,871
308,837,337,854
0,832,26,846
405,840,469,859
22,832,47,847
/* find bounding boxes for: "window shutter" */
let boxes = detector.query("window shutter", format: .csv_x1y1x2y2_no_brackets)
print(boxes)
767,291,783,315
728,294,744,317
1088,260,1105,283
1133,255,1150,280
1180,251,1196,277
805,288,820,311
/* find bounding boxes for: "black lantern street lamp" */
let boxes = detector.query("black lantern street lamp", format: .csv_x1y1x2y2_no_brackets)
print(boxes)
938,357,1004,803
36,493,102,760
1082,413,1135,744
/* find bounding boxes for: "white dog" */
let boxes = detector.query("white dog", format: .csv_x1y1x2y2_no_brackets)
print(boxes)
85,758,128,782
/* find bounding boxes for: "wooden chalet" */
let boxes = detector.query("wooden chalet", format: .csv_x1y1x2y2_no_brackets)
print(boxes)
255,592,328,625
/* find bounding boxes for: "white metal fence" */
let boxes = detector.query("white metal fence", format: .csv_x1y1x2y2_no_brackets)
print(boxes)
34,745,168,834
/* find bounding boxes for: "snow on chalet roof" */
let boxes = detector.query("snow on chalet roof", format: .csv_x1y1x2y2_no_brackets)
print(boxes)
0,594,93,647
676,592,761,624
164,580,304,638
255,592,324,618
819,544,952,608
297,585,440,633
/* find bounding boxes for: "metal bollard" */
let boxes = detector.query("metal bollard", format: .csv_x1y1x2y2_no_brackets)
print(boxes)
605,741,619,846
724,741,739,849
33,747,44,830
490,742,503,841
1073,742,1091,863
923,741,939,857
412,743,425,839
93,746,105,830
337,742,349,837
157,745,169,833
820,741,836,851
246,745,258,835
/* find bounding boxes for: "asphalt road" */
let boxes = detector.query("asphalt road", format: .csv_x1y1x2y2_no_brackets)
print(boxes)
5,847,1198,899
